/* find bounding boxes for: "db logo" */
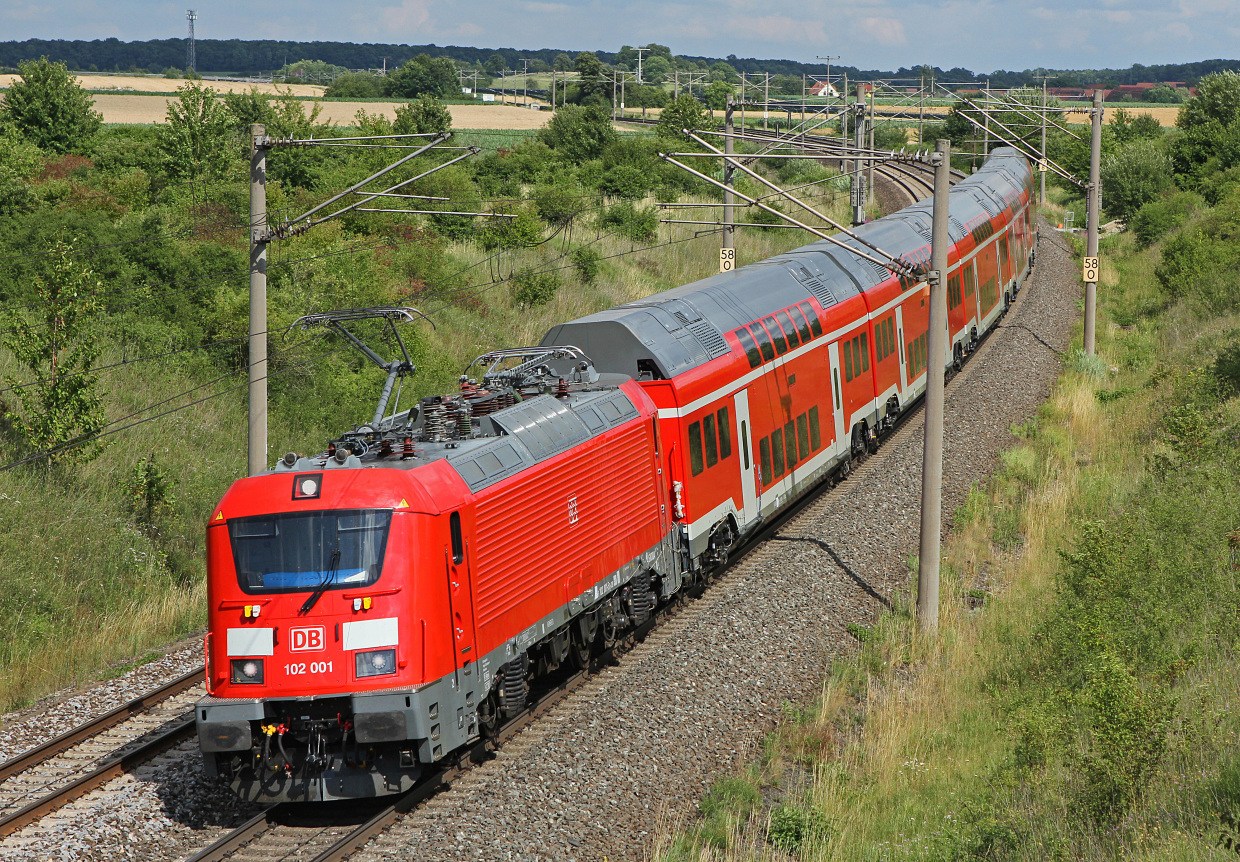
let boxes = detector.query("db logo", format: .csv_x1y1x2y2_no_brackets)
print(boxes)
290,626,326,652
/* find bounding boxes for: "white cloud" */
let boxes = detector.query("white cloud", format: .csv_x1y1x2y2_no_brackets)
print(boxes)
856,16,908,47
381,0,432,32
518,2,571,13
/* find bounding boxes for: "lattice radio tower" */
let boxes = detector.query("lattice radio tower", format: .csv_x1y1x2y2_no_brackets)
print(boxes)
186,10,197,72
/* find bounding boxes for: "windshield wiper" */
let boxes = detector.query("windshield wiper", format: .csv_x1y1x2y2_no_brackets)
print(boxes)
299,547,341,615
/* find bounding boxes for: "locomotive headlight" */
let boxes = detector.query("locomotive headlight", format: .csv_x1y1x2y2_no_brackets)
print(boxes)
230,659,265,684
355,648,397,678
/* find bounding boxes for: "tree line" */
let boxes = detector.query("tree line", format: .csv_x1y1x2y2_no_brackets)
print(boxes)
3,37,1237,89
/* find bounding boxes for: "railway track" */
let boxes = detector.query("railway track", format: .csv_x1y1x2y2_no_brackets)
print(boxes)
0,668,202,840
618,114,960,209
185,641,629,862
736,126,966,206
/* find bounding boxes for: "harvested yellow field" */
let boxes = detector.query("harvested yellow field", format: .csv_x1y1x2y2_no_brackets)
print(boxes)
83,92,552,128
0,72,326,97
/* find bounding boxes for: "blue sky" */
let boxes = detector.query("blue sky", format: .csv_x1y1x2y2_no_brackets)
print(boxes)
2,0,1236,73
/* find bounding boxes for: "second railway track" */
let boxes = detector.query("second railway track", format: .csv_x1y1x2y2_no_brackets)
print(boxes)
0,669,202,840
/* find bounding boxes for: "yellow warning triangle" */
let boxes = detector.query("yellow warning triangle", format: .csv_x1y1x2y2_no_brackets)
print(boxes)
213,511,224,521
396,499,409,509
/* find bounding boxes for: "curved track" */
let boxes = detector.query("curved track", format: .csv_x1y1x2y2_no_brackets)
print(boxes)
0,669,201,839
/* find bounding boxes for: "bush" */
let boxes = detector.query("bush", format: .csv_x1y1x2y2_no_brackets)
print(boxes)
1156,228,1240,312
511,267,560,307
1102,139,1174,221
1129,190,1204,247
0,57,102,154
1212,339,1240,397
537,104,616,161
570,246,601,283
599,201,658,241
657,95,708,143
532,182,588,227
393,95,452,137
599,163,649,199
326,72,385,99
767,803,831,853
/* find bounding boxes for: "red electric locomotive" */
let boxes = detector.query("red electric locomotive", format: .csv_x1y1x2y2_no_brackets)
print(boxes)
197,148,1035,802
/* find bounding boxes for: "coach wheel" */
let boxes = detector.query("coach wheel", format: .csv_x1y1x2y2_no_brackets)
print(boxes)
851,425,867,459
865,422,879,455
952,344,964,372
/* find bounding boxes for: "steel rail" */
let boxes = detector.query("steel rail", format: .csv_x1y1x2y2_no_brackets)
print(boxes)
0,715,196,838
0,667,201,783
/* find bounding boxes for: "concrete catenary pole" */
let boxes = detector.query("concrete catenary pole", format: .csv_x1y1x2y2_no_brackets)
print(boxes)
867,84,876,207
1040,75,1048,204
852,83,867,225
248,124,269,477
917,138,952,634
1085,88,1103,355
724,97,735,252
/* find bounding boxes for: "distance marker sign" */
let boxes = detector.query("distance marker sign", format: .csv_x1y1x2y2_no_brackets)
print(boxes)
720,248,735,273
1083,256,1099,283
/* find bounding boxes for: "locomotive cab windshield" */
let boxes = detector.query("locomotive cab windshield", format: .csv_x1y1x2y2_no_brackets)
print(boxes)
229,509,392,594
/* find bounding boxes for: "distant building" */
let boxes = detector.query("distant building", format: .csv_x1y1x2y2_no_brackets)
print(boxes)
808,80,840,98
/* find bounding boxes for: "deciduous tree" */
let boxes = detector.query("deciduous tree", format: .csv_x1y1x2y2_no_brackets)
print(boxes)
2,241,106,463
0,57,102,154
157,82,235,182
385,55,458,99
394,95,452,137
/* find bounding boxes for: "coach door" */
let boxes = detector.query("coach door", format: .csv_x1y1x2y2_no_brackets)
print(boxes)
895,307,908,392
733,389,758,526
828,341,846,458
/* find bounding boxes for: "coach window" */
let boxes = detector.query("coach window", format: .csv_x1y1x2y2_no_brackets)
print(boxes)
776,310,800,349
450,512,464,564
717,407,732,460
784,420,797,467
740,419,750,470
808,406,822,450
762,316,788,354
735,327,761,368
860,332,870,372
790,305,813,342
759,437,772,484
703,413,718,467
797,414,810,459
799,302,824,337
750,324,776,362
771,428,785,477
689,422,705,476
843,340,854,382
